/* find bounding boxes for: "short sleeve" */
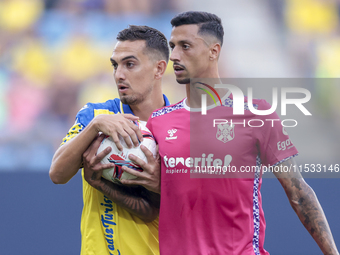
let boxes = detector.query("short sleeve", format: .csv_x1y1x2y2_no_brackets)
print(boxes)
60,103,94,146
255,99,298,166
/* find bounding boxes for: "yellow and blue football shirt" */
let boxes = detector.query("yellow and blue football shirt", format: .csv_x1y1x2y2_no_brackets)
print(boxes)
61,95,170,255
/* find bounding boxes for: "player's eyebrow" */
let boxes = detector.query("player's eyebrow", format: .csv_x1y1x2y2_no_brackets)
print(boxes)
170,39,193,45
121,55,138,62
110,55,138,64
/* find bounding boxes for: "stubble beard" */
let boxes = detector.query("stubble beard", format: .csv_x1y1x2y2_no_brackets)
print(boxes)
121,96,141,105
176,77,190,85
120,86,153,105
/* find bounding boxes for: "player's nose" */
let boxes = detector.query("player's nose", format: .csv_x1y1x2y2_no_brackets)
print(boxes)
170,47,180,62
114,65,125,80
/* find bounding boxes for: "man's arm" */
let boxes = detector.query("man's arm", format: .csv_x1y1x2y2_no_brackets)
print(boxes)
274,158,339,255
82,134,160,222
49,114,142,184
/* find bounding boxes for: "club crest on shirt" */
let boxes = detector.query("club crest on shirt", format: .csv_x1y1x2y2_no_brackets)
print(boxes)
216,123,235,143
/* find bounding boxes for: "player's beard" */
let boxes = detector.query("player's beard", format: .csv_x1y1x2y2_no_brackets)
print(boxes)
176,77,190,84
120,86,153,105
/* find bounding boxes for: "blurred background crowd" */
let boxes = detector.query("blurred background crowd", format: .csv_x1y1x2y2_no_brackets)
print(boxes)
0,0,339,171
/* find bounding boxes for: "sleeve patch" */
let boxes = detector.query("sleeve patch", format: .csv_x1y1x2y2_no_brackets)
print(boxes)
60,123,84,146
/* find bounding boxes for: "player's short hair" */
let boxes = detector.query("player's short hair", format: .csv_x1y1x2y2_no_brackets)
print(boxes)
117,25,169,63
171,11,224,46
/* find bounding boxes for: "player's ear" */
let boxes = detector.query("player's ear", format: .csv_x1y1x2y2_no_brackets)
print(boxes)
154,60,167,80
209,43,221,61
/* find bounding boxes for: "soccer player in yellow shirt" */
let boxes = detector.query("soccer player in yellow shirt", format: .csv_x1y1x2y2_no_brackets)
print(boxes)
49,25,170,255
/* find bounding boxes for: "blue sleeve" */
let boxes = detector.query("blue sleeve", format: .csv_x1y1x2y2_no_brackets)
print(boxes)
76,99,121,127
75,103,95,128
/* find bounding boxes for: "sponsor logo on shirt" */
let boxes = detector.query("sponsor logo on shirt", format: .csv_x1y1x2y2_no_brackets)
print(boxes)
277,138,294,151
163,154,233,175
166,129,177,140
164,154,232,168
101,195,121,254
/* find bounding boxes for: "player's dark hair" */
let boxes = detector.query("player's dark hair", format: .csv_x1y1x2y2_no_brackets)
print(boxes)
117,25,169,63
171,11,224,46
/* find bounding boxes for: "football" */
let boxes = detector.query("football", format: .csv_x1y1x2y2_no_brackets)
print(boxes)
97,121,157,183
